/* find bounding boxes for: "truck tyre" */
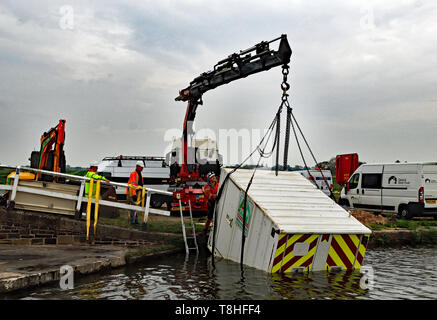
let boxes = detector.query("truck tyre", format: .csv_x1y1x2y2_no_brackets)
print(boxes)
338,198,350,208
398,204,413,220
166,201,172,211
151,200,163,208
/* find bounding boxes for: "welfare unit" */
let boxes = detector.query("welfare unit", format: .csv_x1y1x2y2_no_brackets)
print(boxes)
208,168,371,273
339,162,437,219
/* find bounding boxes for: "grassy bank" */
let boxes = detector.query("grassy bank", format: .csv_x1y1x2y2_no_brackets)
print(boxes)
369,219,437,231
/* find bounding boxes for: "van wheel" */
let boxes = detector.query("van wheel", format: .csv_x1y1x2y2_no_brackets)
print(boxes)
398,205,413,220
338,198,350,208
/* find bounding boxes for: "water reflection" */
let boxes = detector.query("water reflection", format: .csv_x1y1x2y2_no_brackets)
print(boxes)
2,247,437,300
271,271,366,300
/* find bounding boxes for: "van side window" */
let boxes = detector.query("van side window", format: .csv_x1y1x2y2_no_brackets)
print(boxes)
349,173,360,189
362,173,382,189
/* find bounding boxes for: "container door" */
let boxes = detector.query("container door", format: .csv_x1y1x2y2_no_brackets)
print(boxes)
311,234,331,271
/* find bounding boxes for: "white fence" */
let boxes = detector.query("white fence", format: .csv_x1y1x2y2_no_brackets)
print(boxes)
0,165,172,223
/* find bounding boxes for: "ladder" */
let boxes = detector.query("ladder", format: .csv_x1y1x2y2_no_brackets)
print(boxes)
179,199,199,255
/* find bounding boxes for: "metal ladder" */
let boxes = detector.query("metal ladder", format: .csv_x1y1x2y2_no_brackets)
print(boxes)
179,199,199,255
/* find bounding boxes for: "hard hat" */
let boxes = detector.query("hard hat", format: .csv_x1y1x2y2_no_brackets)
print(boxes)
207,172,216,179
90,161,99,167
136,161,144,168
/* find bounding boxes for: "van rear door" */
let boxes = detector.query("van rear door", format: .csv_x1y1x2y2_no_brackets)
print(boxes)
423,164,437,209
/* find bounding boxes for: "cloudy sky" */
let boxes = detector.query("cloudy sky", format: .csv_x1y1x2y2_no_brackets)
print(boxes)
1,0,436,167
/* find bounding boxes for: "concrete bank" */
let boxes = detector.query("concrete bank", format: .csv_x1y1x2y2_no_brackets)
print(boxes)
0,208,189,293
0,244,184,294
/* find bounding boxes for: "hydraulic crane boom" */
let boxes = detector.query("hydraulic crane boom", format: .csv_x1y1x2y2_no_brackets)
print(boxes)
176,34,292,178
176,34,291,102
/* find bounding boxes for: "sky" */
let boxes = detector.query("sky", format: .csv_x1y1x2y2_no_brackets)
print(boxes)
1,0,437,167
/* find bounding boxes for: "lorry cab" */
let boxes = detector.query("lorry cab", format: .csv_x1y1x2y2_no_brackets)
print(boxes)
339,162,437,219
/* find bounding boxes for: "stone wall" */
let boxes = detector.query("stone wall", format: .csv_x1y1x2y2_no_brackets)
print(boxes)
0,208,179,247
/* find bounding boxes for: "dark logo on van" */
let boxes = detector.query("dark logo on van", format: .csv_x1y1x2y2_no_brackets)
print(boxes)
388,176,410,185
426,178,431,183
388,176,397,184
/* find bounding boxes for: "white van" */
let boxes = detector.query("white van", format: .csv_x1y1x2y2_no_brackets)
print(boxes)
97,156,171,207
338,162,437,219
296,169,333,196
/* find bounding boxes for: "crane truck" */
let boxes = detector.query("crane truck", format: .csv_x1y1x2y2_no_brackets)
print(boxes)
170,34,292,213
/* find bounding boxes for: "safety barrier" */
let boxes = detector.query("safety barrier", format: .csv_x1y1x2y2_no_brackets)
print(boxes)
0,165,172,240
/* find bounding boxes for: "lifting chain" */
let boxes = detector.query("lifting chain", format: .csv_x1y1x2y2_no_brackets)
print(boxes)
281,64,292,171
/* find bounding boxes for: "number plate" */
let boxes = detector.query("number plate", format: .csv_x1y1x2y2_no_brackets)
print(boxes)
426,200,436,204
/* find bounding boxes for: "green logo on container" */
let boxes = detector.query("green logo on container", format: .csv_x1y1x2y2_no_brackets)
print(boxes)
236,193,253,237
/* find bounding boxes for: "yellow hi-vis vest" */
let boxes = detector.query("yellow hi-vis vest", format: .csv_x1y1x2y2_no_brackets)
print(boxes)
85,170,105,198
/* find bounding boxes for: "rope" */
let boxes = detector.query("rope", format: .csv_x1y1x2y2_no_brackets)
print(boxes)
289,108,314,188
290,111,335,199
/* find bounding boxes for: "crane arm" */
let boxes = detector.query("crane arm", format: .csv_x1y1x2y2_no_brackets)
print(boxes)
176,35,291,178
176,34,291,103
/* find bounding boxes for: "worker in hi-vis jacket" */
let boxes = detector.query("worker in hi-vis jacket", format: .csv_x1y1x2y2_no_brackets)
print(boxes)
85,161,109,198
82,161,109,217
126,161,145,226
202,172,219,234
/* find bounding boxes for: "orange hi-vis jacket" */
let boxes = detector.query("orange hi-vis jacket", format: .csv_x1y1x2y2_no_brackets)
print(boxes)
126,170,144,196
202,182,218,201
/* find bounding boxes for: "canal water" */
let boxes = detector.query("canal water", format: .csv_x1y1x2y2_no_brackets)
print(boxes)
3,246,437,300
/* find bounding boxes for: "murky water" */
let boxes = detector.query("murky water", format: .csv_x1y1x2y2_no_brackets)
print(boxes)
2,247,437,300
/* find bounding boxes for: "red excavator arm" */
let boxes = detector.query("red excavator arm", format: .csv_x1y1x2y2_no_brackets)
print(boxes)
176,34,292,180
32,119,66,181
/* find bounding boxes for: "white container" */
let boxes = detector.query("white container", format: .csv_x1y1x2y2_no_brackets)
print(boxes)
208,168,371,273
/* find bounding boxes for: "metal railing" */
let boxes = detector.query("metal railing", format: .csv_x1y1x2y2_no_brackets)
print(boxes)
0,165,172,237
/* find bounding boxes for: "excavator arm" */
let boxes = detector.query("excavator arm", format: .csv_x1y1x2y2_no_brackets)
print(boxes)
176,34,292,177
33,119,66,181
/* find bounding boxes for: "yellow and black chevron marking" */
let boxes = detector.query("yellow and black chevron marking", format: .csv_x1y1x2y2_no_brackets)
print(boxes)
354,234,370,269
326,234,369,270
272,234,319,273
272,233,371,273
